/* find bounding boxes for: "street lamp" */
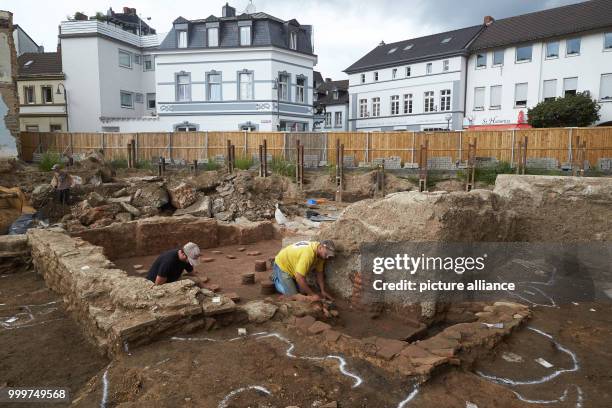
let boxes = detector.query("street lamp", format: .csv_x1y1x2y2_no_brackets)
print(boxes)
444,113,452,130
56,83,69,132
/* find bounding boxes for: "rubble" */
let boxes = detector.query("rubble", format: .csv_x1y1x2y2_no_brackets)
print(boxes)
240,300,278,323
167,182,197,209
173,196,211,218
132,183,169,208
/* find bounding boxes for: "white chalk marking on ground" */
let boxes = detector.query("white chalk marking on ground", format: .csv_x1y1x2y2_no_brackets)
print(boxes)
477,326,578,386
397,384,420,408
256,332,363,388
0,317,66,330
512,384,583,407
100,369,109,408
155,357,171,366
217,385,271,408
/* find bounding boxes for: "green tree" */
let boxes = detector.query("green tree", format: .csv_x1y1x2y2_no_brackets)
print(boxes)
527,92,600,128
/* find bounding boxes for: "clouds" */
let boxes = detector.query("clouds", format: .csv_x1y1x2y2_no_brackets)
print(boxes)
6,0,586,79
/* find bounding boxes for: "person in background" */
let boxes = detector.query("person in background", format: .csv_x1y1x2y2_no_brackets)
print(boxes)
146,242,201,285
50,164,72,206
272,240,336,301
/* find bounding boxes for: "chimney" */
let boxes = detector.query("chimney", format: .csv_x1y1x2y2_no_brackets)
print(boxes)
325,78,332,82
483,15,495,26
379,40,386,46
222,3,236,17
123,7,137,15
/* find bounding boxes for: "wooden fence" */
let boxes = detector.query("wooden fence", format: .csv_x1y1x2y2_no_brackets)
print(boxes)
18,127,612,168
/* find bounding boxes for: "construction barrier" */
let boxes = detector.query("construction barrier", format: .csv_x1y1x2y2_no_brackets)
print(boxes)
18,127,612,169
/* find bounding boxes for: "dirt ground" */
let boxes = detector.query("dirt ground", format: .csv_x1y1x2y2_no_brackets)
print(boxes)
114,240,282,303
0,268,108,408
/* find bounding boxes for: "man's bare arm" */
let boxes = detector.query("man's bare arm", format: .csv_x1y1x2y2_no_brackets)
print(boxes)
154,275,167,285
294,274,316,296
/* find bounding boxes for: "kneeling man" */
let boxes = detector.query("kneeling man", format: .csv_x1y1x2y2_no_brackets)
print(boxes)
147,242,200,285
272,240,335,301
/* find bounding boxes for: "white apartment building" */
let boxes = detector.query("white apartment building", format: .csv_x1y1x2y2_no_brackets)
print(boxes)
465,0,612,128
345,26,483,131
59,8,158,132
152,4,316,132
314,78,349,131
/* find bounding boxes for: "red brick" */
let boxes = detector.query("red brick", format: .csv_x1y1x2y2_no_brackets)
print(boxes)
246,251,261,256
226,255,236,259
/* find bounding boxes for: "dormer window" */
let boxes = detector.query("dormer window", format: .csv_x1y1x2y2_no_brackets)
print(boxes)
240,26,251,46
441,37,452,44
333,90,338,100
207,28,219,47
178,31,187,48
388,47,397,54
403,44,414,50
289,32,297,50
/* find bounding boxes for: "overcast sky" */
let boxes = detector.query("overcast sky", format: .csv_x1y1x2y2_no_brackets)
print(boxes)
6,0,585,79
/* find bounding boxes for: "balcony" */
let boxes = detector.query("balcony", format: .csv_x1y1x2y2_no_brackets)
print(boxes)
60,20,160,48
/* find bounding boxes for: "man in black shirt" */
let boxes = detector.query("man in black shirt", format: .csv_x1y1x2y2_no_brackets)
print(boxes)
146,242,201,285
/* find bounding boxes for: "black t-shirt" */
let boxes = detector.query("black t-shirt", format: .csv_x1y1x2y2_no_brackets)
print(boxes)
146,248,193,283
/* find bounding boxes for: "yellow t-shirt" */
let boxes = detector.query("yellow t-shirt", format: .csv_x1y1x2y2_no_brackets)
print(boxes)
274,241,325,278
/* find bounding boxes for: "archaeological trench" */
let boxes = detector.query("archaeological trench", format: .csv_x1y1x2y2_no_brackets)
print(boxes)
1,162,612,407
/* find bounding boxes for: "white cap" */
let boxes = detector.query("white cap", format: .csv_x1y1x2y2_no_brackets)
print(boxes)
183,242,201,266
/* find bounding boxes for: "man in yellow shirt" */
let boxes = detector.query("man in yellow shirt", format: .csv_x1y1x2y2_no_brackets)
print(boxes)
272,240,335,301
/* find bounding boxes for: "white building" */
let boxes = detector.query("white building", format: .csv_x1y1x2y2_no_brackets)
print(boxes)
465,0,612,128
59,8,158,132
152,3,316,132
345,26,483,131
314,78,349,131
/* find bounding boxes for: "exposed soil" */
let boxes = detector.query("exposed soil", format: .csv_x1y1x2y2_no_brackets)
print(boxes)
114,240,282,303
0,268,108,408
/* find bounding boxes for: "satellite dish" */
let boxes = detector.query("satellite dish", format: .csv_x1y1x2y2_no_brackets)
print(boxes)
245,0,256,14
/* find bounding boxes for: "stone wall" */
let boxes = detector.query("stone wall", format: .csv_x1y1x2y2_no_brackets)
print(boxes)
27,228,236,356
0,234,29,274
0,11,19,157
72,216,279,260
494,175,612,242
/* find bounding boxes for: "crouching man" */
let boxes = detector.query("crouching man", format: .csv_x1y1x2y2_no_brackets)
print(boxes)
272,240,335,301
147,242,200,285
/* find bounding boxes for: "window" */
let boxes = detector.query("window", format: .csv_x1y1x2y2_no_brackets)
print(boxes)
441,37,452,44
207,73,222,101
373,72,378,81
296,77,305,103
546,41,559,58
360,73,365,83
442,60,449,71
240,26,251,46
41,85,53,103
406,66,411,77
426,63,432,74
424,91,434,112
178,31,187,48
134,54,142,65
516,45,532,62
388,47,397,54
26,125,39,132
146,93,156,109
24,86,34,104
120,91,133,108
403,94,412,114
493,49,504,65
476,53,486,68
404,44,413,50
176,124,197,131
207,28,219,47
440,89,451,111
605,33,612,50
135,93,144,103
50,124,62,132
600,73,612,100
543,79,557,101
143,55,154,71
390,95,400,115
289,32,297,50
278,74,289,101
474,87,485,110
359,98,367,117
239,72,253,100
324,112,331,128
490,85,502,108
392,68,397,79
371,97,380,117
332,90,338,100
118,50,132,68
563,77,578,97
566,38,581,56
514,83,528,107
102,126,120,132
176,73,191,102
334,111,343,127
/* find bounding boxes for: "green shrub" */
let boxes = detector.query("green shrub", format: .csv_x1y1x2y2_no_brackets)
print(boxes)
204,160,220,171
39,152,62,172
135,160,153,170
234,156,254,170
458,161,513,185
270,156,296,178
110,158,129,169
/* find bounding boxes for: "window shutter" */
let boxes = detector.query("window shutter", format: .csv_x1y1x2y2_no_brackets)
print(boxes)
515,83,528,102
563,77,577,92
490,86,502,106
543,80,556,99
600,74,612,100
474,87,485,108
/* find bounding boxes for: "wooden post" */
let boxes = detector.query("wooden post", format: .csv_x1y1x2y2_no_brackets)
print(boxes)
259,144,264,177
204,131,209,160
365,132,369,163
227,139,232,173
263,139,268,177
295,139,301,186
168,132,173,162
127,141,132,168
243,130,248,156
419,140,428,192
510,129,516,168
131,138,136,167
